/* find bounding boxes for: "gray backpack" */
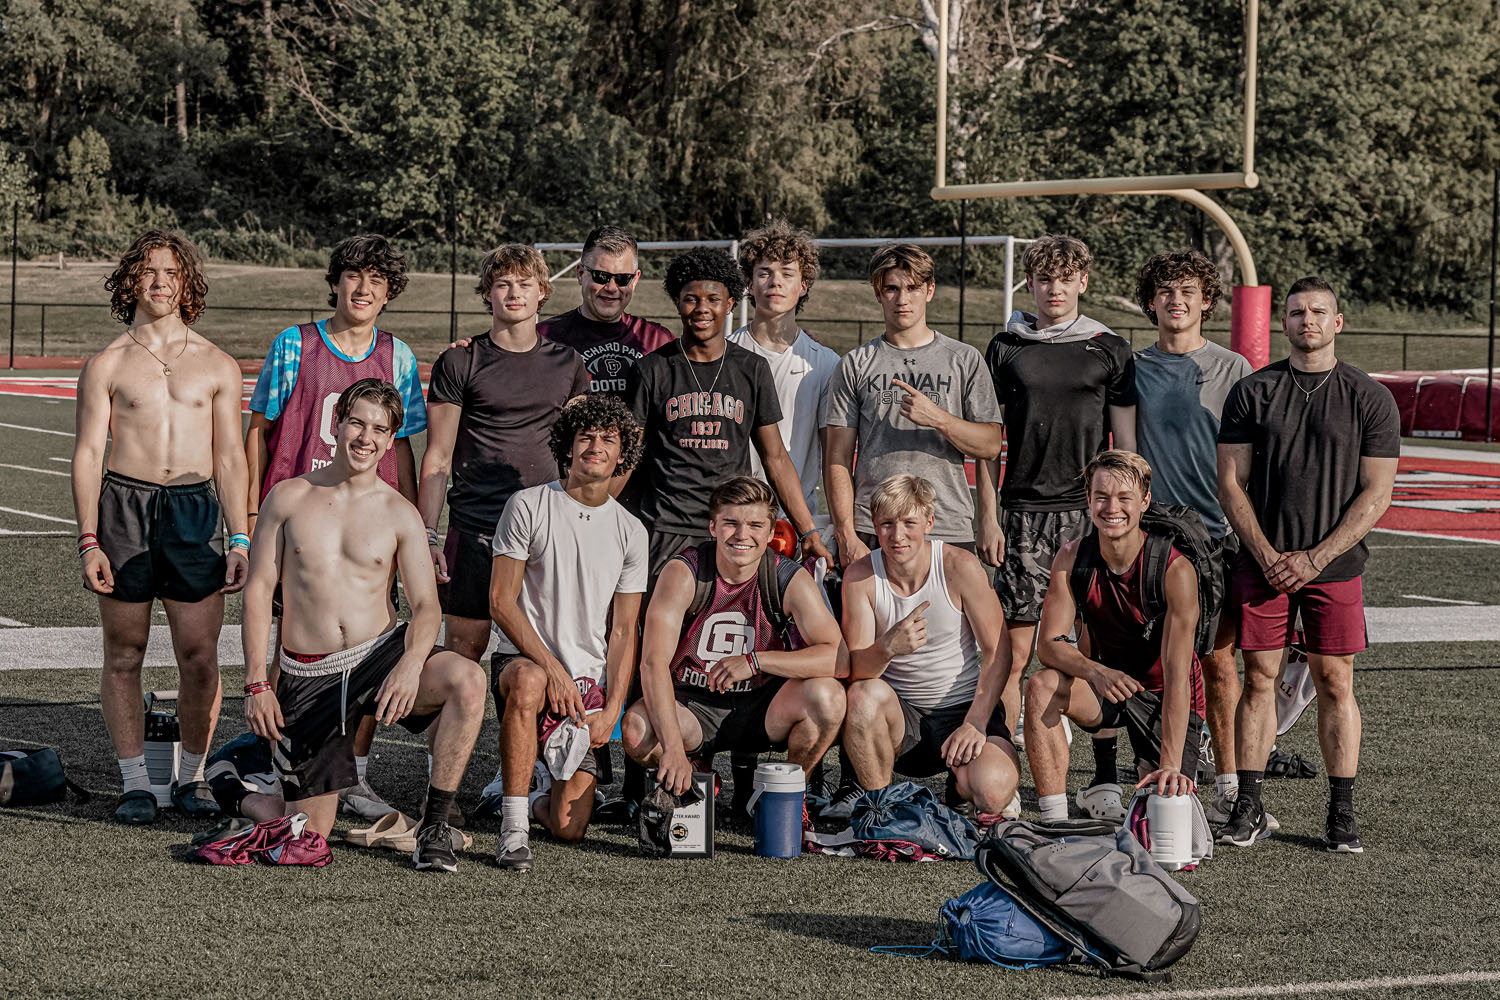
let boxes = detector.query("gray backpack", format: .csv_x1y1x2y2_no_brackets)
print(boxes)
975,819,1200,983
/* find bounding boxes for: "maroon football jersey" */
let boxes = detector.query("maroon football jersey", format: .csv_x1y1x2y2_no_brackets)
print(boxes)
668,544,788,698
261,324,398,499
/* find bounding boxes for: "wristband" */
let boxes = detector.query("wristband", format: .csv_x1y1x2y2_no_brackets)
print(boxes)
78,542,101,558
244,680,272,696
797,527,820,544
426,527,441,546
78,532,98,544
247,512,258,519
228,533,250,551
746,651,760,676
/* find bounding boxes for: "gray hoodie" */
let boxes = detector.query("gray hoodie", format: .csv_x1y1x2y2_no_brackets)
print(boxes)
1005,310,1114,344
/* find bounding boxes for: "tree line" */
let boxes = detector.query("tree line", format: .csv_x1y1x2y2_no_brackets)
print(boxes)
1,0,1497,312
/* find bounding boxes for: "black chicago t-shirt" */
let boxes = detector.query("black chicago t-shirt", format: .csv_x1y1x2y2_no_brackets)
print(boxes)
628,340,782,535
985,331,1138,511
428,335,589,535
1218,360,1400,582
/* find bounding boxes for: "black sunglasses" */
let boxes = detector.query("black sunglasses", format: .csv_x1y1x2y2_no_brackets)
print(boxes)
584,267,636,287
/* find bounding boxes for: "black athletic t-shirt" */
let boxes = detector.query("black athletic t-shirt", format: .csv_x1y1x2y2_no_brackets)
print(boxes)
628,340,782,535
428,335,589,535
985,330,1138,511
1217,360,1400,582
538,308,676,398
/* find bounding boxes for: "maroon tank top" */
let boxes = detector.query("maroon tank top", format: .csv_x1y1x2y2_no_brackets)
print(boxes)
261,324,398,499
669,544,787,699
1082,540,1206,715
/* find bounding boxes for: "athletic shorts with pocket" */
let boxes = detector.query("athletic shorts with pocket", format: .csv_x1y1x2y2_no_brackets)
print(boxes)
274,623,438,800
489,651,601,779
995,508,1087,623
893,695,1012,779
96,471,226,604
676,678,788,758
438,527,494,621
1077,686,1203,777
1230,550,1368,655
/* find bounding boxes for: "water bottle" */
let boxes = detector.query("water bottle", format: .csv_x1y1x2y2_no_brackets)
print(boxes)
747,762,805,859
1145,790,1193,870
143,691,180,806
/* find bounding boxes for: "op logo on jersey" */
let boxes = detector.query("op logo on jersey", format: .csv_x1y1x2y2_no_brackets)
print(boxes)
677,612,757,693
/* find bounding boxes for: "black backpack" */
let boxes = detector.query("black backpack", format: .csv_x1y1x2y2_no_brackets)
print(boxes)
1067,504,1224,658
680,540,801,649
975,819,1201,982
0,748,91,807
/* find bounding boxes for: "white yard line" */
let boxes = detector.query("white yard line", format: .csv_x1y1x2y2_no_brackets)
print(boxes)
0,421,73,437
47,457,72,464
0,506,74,524
0,616,29,627
1371,527,1500,546
0,529,69,536
1401,594,1482,605
1074,970,1500,1000
0,462,70,478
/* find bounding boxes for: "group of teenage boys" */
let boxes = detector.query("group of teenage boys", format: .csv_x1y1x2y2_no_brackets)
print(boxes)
72,220,1397,873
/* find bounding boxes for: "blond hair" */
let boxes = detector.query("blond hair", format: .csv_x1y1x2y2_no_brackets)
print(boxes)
869,474,937,523
1023,234,1093,279
868,243,935,291
475,244,552,312
1083,450,1152,499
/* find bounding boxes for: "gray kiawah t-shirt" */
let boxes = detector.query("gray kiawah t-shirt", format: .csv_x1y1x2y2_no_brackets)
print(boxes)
821,331,1002,542
1133,341,1253,536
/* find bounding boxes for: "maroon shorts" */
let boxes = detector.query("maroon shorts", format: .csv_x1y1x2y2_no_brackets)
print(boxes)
1230,552,1367,656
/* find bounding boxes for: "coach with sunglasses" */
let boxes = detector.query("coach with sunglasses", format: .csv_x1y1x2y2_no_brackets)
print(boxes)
538,225,676,399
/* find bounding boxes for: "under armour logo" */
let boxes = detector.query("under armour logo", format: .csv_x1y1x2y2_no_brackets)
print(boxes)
903,357,918,366
578,512,591,520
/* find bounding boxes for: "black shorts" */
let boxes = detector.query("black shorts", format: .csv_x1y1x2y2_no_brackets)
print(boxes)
274,623,438,800
1078,687,1203,777
677,678,788,757
206,732,277,816
995,508,1087,623
96,471,226,604
893,696,1012,779
489,652,601,780
438,526,494,622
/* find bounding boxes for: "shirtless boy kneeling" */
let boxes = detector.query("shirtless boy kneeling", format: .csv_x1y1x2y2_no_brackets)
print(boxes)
242,379,486,872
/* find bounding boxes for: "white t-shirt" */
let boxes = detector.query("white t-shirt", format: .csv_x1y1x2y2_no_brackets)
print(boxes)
728,326,840,513
490,481,648,687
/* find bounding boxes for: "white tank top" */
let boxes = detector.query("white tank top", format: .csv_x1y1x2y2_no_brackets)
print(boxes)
870,540,981,710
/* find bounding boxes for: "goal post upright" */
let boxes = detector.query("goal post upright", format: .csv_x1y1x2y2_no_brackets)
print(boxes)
933,0,1270,367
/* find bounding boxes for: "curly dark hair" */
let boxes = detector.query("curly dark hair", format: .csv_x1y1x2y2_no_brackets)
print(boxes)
325,234,409,309
663,247,745,303
1135,249,1224,323
738,220,819,314
549,393,643,479
104,230,208,325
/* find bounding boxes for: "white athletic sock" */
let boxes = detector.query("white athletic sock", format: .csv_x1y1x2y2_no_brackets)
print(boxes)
355,755,369,783
1039,793,1069,822
178,749,207,784
1215,773,1239,798
500,796,528,836
118,755,150,794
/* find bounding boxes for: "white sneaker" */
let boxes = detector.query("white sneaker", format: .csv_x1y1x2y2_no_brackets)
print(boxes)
1075,782,1126,824
339,778,396,821
1207,788,1280,831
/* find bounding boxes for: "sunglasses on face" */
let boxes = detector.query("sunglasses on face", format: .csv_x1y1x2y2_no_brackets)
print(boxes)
585,267,636,287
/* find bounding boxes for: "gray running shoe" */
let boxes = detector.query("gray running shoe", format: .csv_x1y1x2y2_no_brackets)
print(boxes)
817,783,864,822
495,835,533,872
413,822,459,872
339,778,396,821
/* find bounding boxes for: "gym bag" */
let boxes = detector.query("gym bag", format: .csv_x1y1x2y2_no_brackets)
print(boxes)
975,819,1201,982
850,781,978,860
0,748,91,807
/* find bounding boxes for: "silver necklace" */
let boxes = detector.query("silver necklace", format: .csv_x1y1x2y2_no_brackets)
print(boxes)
684,345,727,397
1290,366,1334,401
127,328,187,376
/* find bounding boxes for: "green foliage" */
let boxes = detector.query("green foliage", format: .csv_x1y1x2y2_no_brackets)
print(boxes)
0,0,1495,313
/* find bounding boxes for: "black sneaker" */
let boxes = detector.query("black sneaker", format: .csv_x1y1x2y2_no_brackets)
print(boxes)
1216,793,1270,847
495,836,533,872
817,783,864,822
1325,808,1364,853
413,822,459,873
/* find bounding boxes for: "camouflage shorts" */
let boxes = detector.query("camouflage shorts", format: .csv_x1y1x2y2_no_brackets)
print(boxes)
995,508,1087,623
